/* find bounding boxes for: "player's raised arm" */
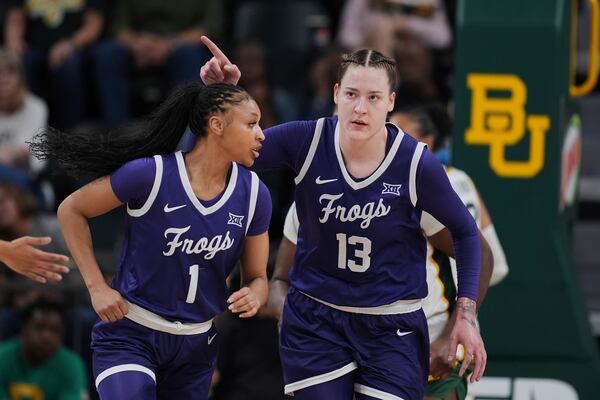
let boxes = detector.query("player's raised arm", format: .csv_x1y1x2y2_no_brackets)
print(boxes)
199,36,241,85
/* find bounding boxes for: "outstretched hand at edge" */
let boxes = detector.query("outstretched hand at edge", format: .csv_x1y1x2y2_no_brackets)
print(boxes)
0,236,70,283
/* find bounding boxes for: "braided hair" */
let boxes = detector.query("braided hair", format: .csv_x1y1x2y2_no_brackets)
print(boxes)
30,82,251,180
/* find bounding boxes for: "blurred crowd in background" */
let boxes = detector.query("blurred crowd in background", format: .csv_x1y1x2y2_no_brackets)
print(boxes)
0,1,597,399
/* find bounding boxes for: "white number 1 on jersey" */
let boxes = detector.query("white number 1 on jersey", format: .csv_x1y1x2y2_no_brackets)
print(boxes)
186,264,199,303
336,233,372,272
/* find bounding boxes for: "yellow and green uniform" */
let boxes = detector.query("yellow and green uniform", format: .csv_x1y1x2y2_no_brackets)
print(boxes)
0,338,88,400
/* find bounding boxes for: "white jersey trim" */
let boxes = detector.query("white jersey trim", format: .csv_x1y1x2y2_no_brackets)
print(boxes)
245,171,259,235
127,155,163,217
335,122,404,190
283,202,299,244
95,364,156,389
354,384,406,400
301,291,422,315
409,142,426,206
420,211,445,237
284,361,357,394
294,118,325,185
124,300,213,335
176,151,238,215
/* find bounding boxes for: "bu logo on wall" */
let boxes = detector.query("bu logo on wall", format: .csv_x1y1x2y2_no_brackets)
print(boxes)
465,73,551,178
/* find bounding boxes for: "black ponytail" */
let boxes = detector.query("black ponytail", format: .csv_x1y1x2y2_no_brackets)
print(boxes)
30,82,250,179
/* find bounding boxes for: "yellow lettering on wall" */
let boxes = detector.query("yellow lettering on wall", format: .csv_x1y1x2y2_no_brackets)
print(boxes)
465,73,550,178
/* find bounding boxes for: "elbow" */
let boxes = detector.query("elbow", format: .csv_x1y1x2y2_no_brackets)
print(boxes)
57,194,79,225
56,196,71,224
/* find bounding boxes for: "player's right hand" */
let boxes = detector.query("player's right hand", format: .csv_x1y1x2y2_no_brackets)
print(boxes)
90,284,129,323
200,36,241,85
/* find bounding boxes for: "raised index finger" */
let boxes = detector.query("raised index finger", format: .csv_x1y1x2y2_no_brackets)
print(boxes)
201,36,231,65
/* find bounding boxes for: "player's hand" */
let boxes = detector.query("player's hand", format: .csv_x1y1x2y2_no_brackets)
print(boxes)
90,284,129,323
227,286,260,318
447,297,487,382
199,36,241,85
429,335,454,380
0,236,70,283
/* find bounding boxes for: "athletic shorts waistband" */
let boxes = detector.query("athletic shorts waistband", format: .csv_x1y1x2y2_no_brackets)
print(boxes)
124,300,213,335
299,291,422,315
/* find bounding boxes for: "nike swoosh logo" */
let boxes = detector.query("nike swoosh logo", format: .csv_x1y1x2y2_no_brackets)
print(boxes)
208,333,217,345
164,204,187,213
315,176,338,185
396,329,413,337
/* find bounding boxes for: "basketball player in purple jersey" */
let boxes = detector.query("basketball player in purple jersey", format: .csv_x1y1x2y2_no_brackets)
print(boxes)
30,83,271,399
200,37,486,400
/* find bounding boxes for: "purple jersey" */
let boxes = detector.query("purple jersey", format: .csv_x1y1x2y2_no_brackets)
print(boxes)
254,117,480,307
109,151,271,323
293,118,426,306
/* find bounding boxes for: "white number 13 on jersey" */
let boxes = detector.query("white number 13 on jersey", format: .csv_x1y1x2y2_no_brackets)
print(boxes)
336,233,372,272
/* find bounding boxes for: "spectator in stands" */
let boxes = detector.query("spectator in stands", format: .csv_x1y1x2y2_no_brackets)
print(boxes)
338,0,452,56
302,47,343,120
3,0,104,130
393,32,449,108
0,298,89,400
93,0,223,123
0,60,69,280
0,48,47,174
234,41,297,126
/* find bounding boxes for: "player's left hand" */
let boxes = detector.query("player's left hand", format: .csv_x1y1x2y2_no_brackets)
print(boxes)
448,297,487,382
227,286,260,318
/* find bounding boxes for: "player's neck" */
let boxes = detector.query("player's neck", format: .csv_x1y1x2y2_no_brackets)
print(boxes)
339,126,387,179
185,143,231,201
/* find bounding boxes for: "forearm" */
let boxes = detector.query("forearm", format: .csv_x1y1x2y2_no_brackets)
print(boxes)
0,240,10,263
57,198,105,291
70,10,104,48
269,277,289,310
